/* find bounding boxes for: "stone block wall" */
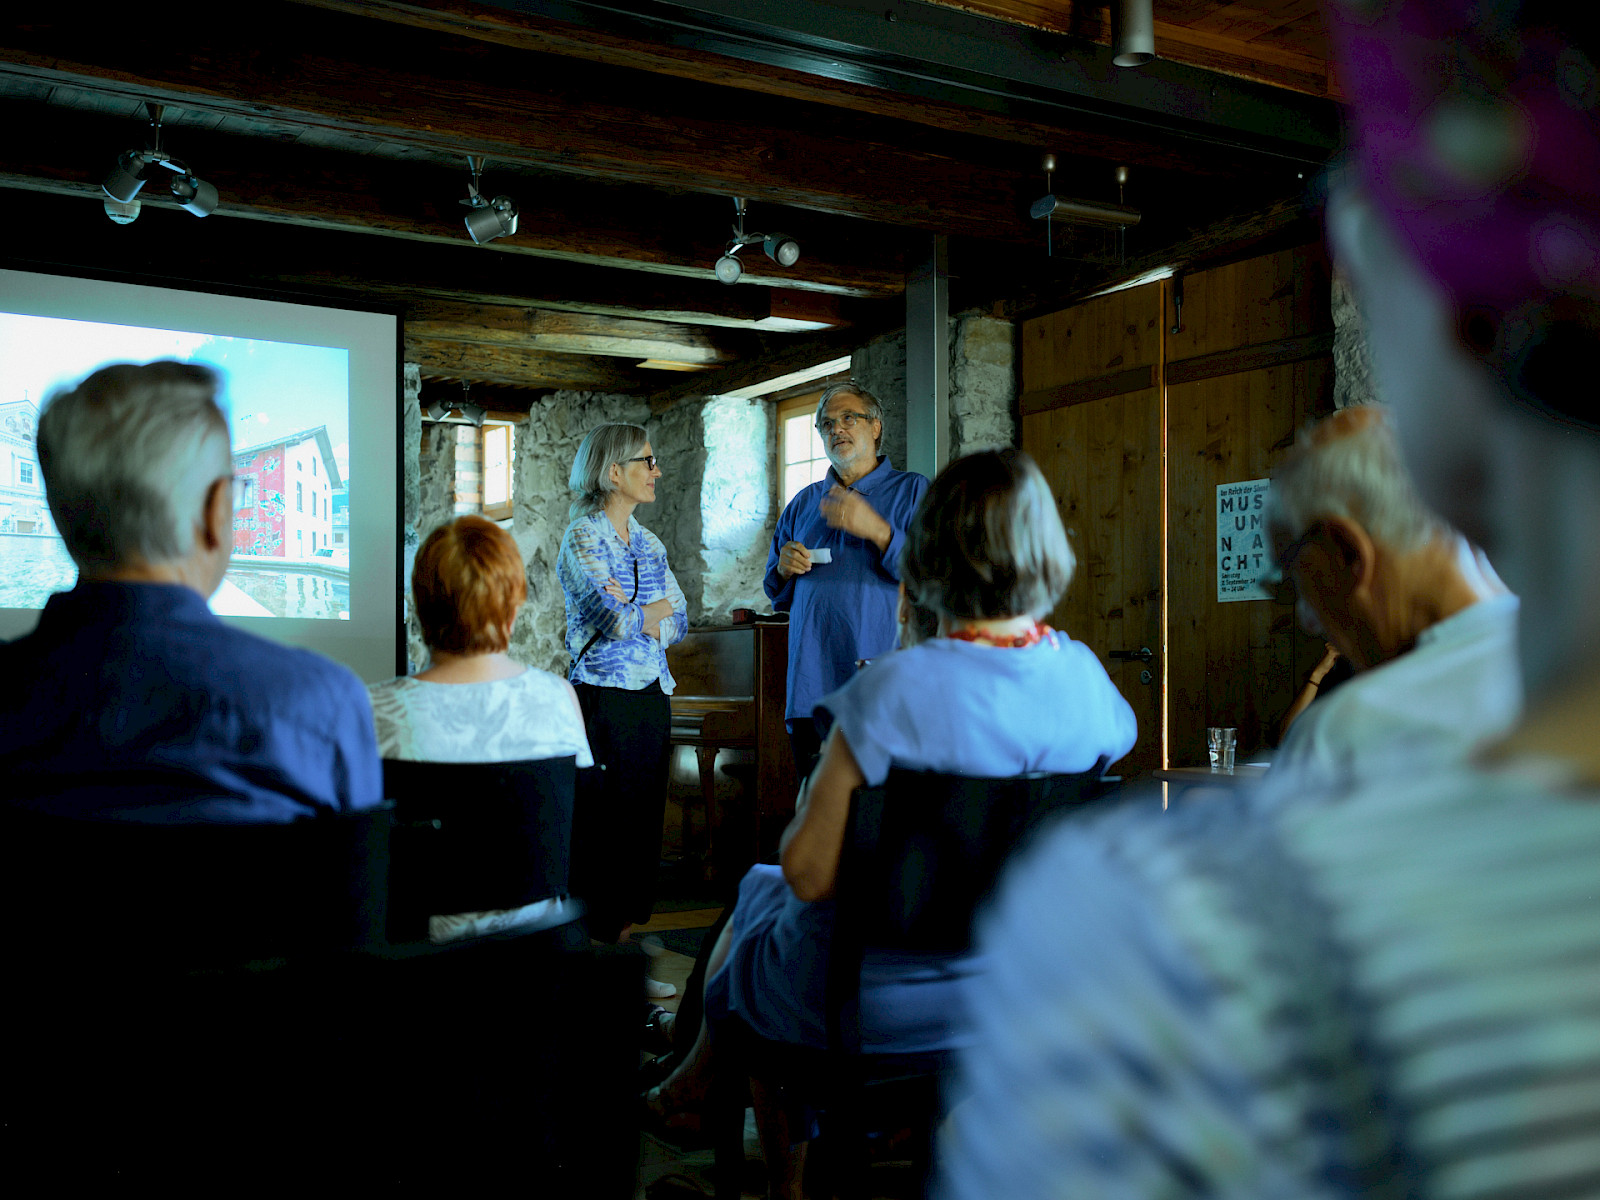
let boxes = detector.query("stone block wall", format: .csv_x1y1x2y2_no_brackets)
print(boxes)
1332,271,1377,410
701,396,775,620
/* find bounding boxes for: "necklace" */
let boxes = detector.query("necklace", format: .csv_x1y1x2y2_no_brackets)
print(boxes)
943,621,1054,649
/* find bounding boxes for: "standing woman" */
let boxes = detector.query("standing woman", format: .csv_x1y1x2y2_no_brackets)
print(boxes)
558,424,688,961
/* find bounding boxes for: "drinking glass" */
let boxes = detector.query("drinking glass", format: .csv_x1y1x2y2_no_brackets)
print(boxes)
1207,727,1237,773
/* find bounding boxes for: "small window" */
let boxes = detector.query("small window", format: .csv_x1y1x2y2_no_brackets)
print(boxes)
482,423,514,522
19,460,34,487
312,456,318,477
296,481,303,513
297,459,303,472
777,392,831,508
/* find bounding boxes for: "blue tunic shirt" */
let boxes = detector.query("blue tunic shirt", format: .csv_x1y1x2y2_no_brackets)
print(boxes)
0,581,384,823
706,633,1138,1052
763,455,928,729
558,512,687,693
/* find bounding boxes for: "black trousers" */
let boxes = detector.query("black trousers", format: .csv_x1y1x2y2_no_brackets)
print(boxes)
571,679,673,942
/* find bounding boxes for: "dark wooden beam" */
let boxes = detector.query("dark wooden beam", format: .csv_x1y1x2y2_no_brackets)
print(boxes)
0,187,865,332
404,300,756,365
0,2,1098,244
292,0,1337,163
650,325,873,411
408,339,658,390
0,97,906,297
985,195,1322,321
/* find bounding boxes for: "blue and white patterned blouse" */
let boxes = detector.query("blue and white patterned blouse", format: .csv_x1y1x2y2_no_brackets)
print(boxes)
557,511,687,693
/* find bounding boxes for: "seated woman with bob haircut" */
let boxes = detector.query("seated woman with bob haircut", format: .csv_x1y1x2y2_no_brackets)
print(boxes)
646,448,1136,1179
368,514,593,944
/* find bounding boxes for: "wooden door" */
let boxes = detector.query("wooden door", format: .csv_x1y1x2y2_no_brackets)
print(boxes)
1020,283,1164,778
1164,245,1334,766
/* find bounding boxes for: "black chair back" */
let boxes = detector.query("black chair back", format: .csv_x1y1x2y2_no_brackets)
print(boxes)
381,755,577,940
826,759,1110,1053
0,800,392,965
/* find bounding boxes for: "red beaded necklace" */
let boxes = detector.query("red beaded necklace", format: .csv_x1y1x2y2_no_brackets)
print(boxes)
942,620,1054,649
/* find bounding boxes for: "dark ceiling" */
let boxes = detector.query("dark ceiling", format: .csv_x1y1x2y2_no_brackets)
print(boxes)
0,0,1344,413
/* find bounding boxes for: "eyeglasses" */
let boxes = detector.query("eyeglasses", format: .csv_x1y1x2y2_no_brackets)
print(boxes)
817,411,873,435
624,455,658,470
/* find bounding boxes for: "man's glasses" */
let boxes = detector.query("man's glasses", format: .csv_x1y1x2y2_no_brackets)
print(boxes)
624,455,658,470
817,411,872,436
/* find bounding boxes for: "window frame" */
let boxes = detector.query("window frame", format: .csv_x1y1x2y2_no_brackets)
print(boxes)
481,421,514,522
776,390,832,510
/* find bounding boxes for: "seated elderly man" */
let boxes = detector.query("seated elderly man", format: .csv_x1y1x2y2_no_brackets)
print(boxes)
1263,404,1521,789
0,360,382,821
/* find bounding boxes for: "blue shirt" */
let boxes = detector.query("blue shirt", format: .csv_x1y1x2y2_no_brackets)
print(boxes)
763,456,928,727
0,581,383,823
558,512,687,693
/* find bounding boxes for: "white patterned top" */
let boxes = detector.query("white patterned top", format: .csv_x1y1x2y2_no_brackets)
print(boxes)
367,669,594,767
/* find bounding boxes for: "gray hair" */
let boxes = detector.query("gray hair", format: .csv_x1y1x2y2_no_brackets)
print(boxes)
901,447,1075,621
815,382,884,450
37,361,231,573
568,423,649,522
1267,405,1449,554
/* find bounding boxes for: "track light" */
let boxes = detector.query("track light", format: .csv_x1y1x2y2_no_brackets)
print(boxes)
715,253,743,284
424,398,451,421
1112,0,1155,67
461,156,518,244
763,233,801,267
458,401,487,428
98,102,219,224
713,196,801,284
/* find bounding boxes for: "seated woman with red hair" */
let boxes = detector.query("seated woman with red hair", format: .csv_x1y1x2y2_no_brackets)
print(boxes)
367,514,592,943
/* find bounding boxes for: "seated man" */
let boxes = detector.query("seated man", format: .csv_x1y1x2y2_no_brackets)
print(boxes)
1262,405,1521,790
0,361,382,822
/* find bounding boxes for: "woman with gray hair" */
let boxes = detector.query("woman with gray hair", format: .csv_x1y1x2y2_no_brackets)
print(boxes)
644,448,1136,1190
557,423,686,973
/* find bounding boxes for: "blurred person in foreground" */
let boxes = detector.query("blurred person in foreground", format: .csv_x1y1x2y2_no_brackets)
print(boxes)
0,360,381,821
368,515,592,943
1261,405,1521,793
647,448,1135,1196
940,2,1600,1194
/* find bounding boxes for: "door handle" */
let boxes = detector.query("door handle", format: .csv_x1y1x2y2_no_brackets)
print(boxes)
1109,647,1154,663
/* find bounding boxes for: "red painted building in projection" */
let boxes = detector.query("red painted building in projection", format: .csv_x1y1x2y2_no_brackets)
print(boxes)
232,426,341,560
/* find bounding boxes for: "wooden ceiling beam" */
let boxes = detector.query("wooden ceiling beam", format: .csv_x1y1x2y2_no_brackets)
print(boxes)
291,0,1336,158
0,97,905,297
650,325,874,412
407,339,659,391
404,300,757,365
0,3,1091,244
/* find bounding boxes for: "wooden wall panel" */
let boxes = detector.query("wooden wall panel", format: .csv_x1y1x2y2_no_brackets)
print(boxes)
1166,357,1333,766
1168,243,1331,360
1020,284,1162,396
1023,388,1162,777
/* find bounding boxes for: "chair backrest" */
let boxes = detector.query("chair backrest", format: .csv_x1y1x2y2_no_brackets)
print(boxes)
825,761,1110,1052
381,755,577,938
0,800,393,966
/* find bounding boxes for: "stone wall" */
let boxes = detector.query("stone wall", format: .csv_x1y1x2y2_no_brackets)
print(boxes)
849,314,1018,468
701,396,775,620
1332,271,1377,409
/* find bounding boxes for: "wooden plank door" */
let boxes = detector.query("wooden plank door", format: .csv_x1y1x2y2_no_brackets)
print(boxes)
1164,245,1335,767
1020,283,1164,778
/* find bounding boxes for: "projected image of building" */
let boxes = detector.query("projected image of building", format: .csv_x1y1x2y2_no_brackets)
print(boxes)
0,398,51,536
233,426,341,561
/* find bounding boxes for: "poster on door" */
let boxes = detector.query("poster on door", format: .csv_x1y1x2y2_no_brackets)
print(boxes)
1217,479,1271,602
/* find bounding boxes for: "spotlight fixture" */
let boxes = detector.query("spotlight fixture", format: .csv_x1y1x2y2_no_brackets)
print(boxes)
423,382,488,426
713,196,801,284
99,102,220,224
424,397,451,421
1112,0,1155,68
461,156,518,244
